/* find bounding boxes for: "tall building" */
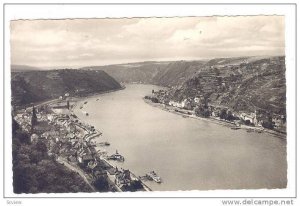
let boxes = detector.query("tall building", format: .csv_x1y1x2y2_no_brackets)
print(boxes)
31,105,37,133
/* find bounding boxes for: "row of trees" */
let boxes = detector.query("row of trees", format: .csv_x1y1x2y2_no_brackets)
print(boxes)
144,95,159,103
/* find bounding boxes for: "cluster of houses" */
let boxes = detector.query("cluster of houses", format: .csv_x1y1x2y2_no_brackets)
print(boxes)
14,102,147,192
14,112,33,133
150,89,286,130
106,167,144,191
14,106,50,134
169,97,200,110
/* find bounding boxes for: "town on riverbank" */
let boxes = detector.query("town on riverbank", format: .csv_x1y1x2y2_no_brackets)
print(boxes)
12,93,153,193
145,89,286,139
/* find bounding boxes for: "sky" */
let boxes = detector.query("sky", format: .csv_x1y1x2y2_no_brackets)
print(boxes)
10,16,285,68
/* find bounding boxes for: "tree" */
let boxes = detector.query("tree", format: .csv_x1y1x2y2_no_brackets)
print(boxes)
245,120,251,125
130,180,144,191
13,163,38,193
25,140,48,164
195,106,210,118
226,110,235,121
34,140,48,157
93,175,109,192
262,114,274,129
203,96,209,108
262,121,274,129
12,119,30,144
151,97,159,103
220,109,227,120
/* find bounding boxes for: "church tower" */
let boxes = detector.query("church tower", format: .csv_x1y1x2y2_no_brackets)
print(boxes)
31,105,37,133
253,110,258,126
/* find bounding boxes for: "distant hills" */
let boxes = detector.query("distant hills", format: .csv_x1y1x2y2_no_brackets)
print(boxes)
81,60,207,87
79,56,286,115
11,56,286,115
11,65,43,72
11,69,121,106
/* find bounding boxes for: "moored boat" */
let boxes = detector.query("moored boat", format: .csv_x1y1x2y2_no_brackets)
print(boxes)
98,141,110,146
146,171,162,183
107,150,125,162
231,126,241,130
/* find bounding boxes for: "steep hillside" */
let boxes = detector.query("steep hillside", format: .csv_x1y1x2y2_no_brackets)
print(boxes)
151,61,206,87
81,60,206,87
83,62,169,85
11,69,122,106
168,56,286,115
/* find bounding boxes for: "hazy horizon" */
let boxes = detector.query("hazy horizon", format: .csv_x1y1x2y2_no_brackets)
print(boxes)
11,54,285,71
11,16,285,68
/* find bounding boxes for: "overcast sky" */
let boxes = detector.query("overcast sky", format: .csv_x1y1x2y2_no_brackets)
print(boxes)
10,16,285,68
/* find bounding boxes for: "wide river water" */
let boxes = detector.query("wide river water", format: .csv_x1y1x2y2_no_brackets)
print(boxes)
74,84,287,191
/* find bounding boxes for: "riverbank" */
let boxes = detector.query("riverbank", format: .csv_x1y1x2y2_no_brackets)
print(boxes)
13,84,287,191
13,85,150,193
73,86,126,103
14,86,126,110
63,84,287,191
69,86,125,111
64,88,153,192
143,98,286,140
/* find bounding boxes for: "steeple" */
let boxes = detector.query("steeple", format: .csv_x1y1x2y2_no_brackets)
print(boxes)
31,105,37,133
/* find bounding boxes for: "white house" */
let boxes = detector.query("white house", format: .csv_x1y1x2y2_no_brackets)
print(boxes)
30,133,39,143
181,99,192,110
194,97,201,104
240,112,258,125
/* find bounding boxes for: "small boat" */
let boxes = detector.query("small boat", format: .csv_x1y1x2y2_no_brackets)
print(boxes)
146,171,162,183
98,141,110,146
231,127,241,130
107,150,125,162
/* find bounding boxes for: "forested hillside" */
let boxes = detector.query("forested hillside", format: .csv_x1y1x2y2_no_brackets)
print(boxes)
11,69,122,106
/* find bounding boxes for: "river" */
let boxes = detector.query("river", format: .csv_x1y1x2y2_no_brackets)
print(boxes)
74,84,287,191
